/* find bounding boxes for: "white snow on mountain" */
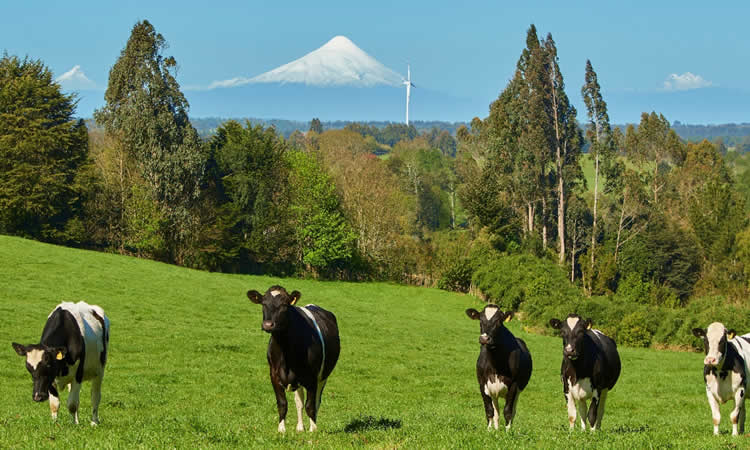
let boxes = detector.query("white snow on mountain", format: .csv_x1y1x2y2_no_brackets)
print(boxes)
208,36,404,89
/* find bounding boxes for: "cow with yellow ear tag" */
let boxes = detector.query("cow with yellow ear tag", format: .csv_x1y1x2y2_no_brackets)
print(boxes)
465,305,532,431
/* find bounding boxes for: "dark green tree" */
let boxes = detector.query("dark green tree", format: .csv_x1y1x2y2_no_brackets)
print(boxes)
309,118,323,134
94,20,205,262
0,54,90,243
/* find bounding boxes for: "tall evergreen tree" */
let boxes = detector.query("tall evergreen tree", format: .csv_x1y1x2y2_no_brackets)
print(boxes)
582,59,614,284
544,34,582,264
94,20,204,262
0,54,90,243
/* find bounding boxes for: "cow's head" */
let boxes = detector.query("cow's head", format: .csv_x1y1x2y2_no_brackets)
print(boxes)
247,286,301,333
465,305,512,347
11,343,66,402
692,322,735,368
549,314,592,361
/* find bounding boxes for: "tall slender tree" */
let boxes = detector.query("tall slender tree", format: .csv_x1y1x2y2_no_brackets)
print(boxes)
94,20,205,262
582,60,613,283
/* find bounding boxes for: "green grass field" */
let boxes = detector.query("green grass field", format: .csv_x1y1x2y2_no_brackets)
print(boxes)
0,235,746,448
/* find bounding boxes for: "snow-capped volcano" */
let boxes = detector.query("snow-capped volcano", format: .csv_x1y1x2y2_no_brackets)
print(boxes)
248,36,404,88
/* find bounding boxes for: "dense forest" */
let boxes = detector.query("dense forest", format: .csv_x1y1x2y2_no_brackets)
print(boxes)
4,22,750,349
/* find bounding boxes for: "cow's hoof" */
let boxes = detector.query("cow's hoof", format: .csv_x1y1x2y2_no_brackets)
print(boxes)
278,422,286,433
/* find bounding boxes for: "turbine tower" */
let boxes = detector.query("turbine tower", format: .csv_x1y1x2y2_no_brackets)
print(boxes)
403,63,415,125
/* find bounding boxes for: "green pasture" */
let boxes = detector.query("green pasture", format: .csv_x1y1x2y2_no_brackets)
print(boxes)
0,235,744,448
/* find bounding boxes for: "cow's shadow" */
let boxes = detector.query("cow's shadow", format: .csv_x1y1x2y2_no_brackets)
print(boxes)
343,415,402,433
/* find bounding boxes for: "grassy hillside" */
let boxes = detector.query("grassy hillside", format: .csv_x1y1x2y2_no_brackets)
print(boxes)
0,235,743,448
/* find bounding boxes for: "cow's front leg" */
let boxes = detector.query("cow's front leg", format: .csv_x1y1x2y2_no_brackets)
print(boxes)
67,382,82,425
706,388,722,435
730,386,745,436
271,381,288,433
90,375,103,426
294,389,305,432
503,384,520,431
481,391,495,430
49,386,60,421
565,393,577,430
575,398,588,430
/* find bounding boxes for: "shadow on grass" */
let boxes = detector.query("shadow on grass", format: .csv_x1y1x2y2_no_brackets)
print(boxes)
611,424,650,433
344,415,402,433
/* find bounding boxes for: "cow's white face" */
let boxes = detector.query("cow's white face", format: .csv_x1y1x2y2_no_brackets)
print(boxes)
11,343,66,402
694,322,734,367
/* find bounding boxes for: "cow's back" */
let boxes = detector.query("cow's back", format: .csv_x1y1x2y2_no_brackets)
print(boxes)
55,302,109,380
301,305,340,380
730,334,750,379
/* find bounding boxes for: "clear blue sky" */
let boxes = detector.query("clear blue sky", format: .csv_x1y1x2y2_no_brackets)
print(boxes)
3,0,748,124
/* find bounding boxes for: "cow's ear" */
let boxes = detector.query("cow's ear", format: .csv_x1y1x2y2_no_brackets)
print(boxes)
247,290,263,304
289,291,301,306
549,318,562,329
585,318,593,330
692,328,706,338
465,309,481,320
728,329,737,340
503,311,513,323
11,342,27,356
51,347,66,361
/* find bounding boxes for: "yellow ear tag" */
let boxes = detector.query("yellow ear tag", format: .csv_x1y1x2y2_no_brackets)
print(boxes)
56,352,64,360
729,332,736,340
586,323,592,330
504,315,512,323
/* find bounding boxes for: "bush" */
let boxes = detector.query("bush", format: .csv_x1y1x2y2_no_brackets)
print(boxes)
437,258,473,292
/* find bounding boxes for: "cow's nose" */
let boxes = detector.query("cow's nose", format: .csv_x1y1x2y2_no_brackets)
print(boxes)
705,356,717,366
262,321,274,332
479,334,490,345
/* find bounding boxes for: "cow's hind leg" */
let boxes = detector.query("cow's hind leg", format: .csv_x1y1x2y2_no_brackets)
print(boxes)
305,379,327,432
503,384,520,431
90,374,103,426
730,386,745,436
591,389,608,431
294,389,305,432
67,382,82,425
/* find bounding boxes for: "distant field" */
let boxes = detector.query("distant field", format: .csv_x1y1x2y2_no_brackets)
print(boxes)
0,235,744,448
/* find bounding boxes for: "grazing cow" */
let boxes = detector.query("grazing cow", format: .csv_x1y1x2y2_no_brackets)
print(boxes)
549,314,620,431
465,305,532,430
12,301,110,425
247,286,340,433
692,322,750,435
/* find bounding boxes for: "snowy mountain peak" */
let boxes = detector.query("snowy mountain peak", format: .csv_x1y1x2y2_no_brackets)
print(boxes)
249,35,404,88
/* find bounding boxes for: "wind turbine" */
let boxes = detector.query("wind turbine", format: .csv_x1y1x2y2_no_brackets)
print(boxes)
403,63,415,125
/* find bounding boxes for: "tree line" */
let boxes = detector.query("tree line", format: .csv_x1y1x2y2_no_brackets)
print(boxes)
4,21,750,345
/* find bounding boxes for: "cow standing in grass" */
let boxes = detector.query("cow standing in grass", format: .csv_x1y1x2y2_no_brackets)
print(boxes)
247,286,340,432
465,305,532,431
692,322,750,436
12,301,110,425
549,314,620,431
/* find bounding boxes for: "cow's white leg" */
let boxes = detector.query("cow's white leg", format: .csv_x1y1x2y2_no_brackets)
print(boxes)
90,375,103,426
706,389,722,435
294,389,305,432
67,382,82,425
278,419,286,433
49,389,60,421
730,387,745,436
491,396,500,430
566,393,577,430
592,389,608,431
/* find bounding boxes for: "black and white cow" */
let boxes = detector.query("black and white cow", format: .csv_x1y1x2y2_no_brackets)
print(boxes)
692,322,750,436
549,314,620,431
247,286,340,433
465,305,532,430
12,301,110,425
